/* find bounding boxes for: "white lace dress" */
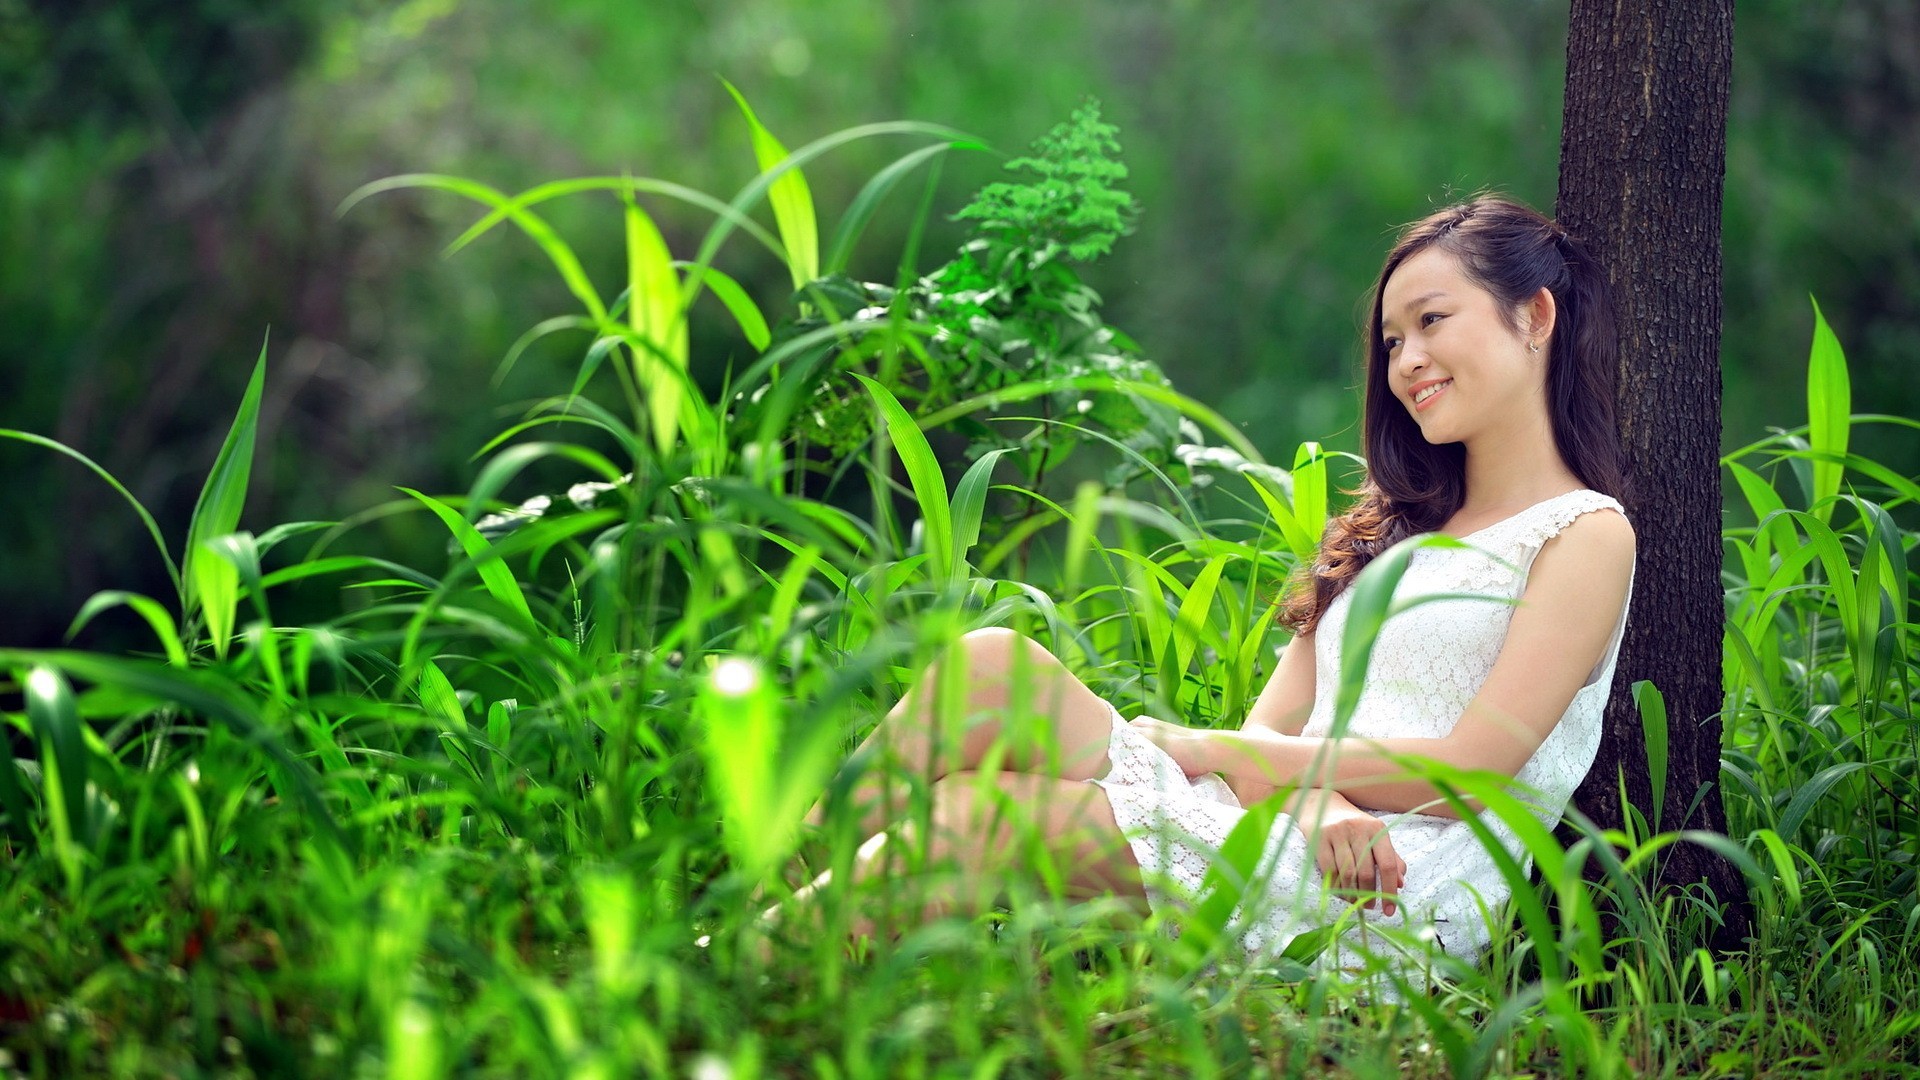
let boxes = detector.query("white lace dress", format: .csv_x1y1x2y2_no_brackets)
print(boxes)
1089,489,1632,981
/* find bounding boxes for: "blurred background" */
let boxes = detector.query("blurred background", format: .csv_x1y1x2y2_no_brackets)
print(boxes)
2,0,1915,649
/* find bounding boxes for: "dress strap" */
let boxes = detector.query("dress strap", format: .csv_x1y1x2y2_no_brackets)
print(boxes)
1501,489,1628,561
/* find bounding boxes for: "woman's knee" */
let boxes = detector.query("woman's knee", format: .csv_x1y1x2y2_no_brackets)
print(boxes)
956,626,1039,675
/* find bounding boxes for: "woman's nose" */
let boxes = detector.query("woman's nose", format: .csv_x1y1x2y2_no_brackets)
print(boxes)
1396,343,1428,378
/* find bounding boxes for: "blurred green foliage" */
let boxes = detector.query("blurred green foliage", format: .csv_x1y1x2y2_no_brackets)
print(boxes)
2,0,1917,649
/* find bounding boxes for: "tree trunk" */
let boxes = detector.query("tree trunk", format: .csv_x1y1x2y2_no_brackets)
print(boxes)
1554,0,1751,950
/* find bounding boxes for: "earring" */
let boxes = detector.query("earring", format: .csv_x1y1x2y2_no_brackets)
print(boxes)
1528,341,1540,354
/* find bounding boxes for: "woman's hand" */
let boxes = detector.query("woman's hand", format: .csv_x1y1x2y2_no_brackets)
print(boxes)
1290,788,1407,916
1127,716,1214,777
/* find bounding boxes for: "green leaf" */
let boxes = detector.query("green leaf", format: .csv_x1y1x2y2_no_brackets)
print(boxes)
853,374,955,583
183,338,266,631
1242,472,1316,566
1748,828,1804,911
191,539,241,659
624,193,691,454
824,140,980,275
950,448,1014,574
1180,789,1284,968
1777,761,1868,840
1291,441,1327,545
0,713,35,844
723,80,818,290
401,488,536,631
1806,297,1850,522
22,665,87,860
494,314,598,389
1633,680,1669,835
1170,556,1228,676
66,591,189,668
342,173,606,322
0,431,180,595
675,262,770,351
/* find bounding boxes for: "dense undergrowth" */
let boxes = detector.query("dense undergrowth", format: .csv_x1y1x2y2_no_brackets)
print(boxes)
1,97,1916,1078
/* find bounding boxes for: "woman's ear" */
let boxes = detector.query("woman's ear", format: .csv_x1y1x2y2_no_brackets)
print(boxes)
1525,286,1558,347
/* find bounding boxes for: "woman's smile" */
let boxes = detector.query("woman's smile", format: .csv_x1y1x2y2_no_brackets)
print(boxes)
1411,377,1452,410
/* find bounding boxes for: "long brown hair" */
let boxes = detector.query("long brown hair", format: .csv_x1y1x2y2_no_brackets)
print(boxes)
1281,195,1629,634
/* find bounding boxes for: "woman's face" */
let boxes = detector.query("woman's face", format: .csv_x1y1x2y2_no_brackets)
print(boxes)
1378,246,1546,447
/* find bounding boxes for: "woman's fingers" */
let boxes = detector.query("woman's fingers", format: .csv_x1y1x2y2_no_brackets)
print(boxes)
1370,833,1405,916
1315,822,1407,917
1326,835,1356,893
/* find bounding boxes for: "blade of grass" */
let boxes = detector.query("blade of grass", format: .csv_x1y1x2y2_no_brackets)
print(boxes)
624,190,691,454
22,665,88,883
675,262,771,351
1633,680,1670,834
400,488,537,631
853,373,954,583
0,431,181,595
66,591,189,668
183,339,266,641
340,174,607,322
1806,297,1850,523
824,140,983,275
950,448,1014,575
722,80,818,290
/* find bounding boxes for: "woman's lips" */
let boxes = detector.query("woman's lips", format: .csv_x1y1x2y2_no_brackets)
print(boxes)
1412,379,1452,412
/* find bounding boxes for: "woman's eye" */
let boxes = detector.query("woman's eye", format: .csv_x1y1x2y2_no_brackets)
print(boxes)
1382,337,1401,353
1421,312,1445,327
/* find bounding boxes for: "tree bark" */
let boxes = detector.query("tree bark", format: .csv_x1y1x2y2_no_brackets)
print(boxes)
1555,0,1751,950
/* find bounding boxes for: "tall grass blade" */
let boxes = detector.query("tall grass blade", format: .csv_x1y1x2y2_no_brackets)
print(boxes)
695,657,837,882
0,431,181,594
624,192,691,454
949,447,1013,575
340,174,606,322
1777,761,1868,840
401,488,537,631
853,373,955,582
1633,680,1669,835
183,339,267,644
66,591,189,668
1180,791,1284,970
678,262,771,351
1806,297,1850,522
1332,533,1483,734
1292,441,1327,544
1171,555,1227,677
22,665,88,871
428,176,785,263
824,140,980,275
722,80,818,290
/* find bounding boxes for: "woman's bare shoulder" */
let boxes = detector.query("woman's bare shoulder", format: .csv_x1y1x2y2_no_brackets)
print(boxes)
1535,503,1636,581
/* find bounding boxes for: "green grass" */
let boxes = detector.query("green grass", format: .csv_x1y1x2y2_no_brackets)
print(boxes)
1,96,1916,1078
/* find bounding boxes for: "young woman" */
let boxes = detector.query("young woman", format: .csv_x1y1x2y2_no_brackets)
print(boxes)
779,195,1637,975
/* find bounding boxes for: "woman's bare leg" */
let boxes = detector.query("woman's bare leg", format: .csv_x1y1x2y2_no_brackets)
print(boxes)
777,772,1147,943
803,627,1121,844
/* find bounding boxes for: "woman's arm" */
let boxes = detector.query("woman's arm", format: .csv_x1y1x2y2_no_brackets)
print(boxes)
1228,620,1383,821
1225,627,1316,807
1143,510,1636,817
